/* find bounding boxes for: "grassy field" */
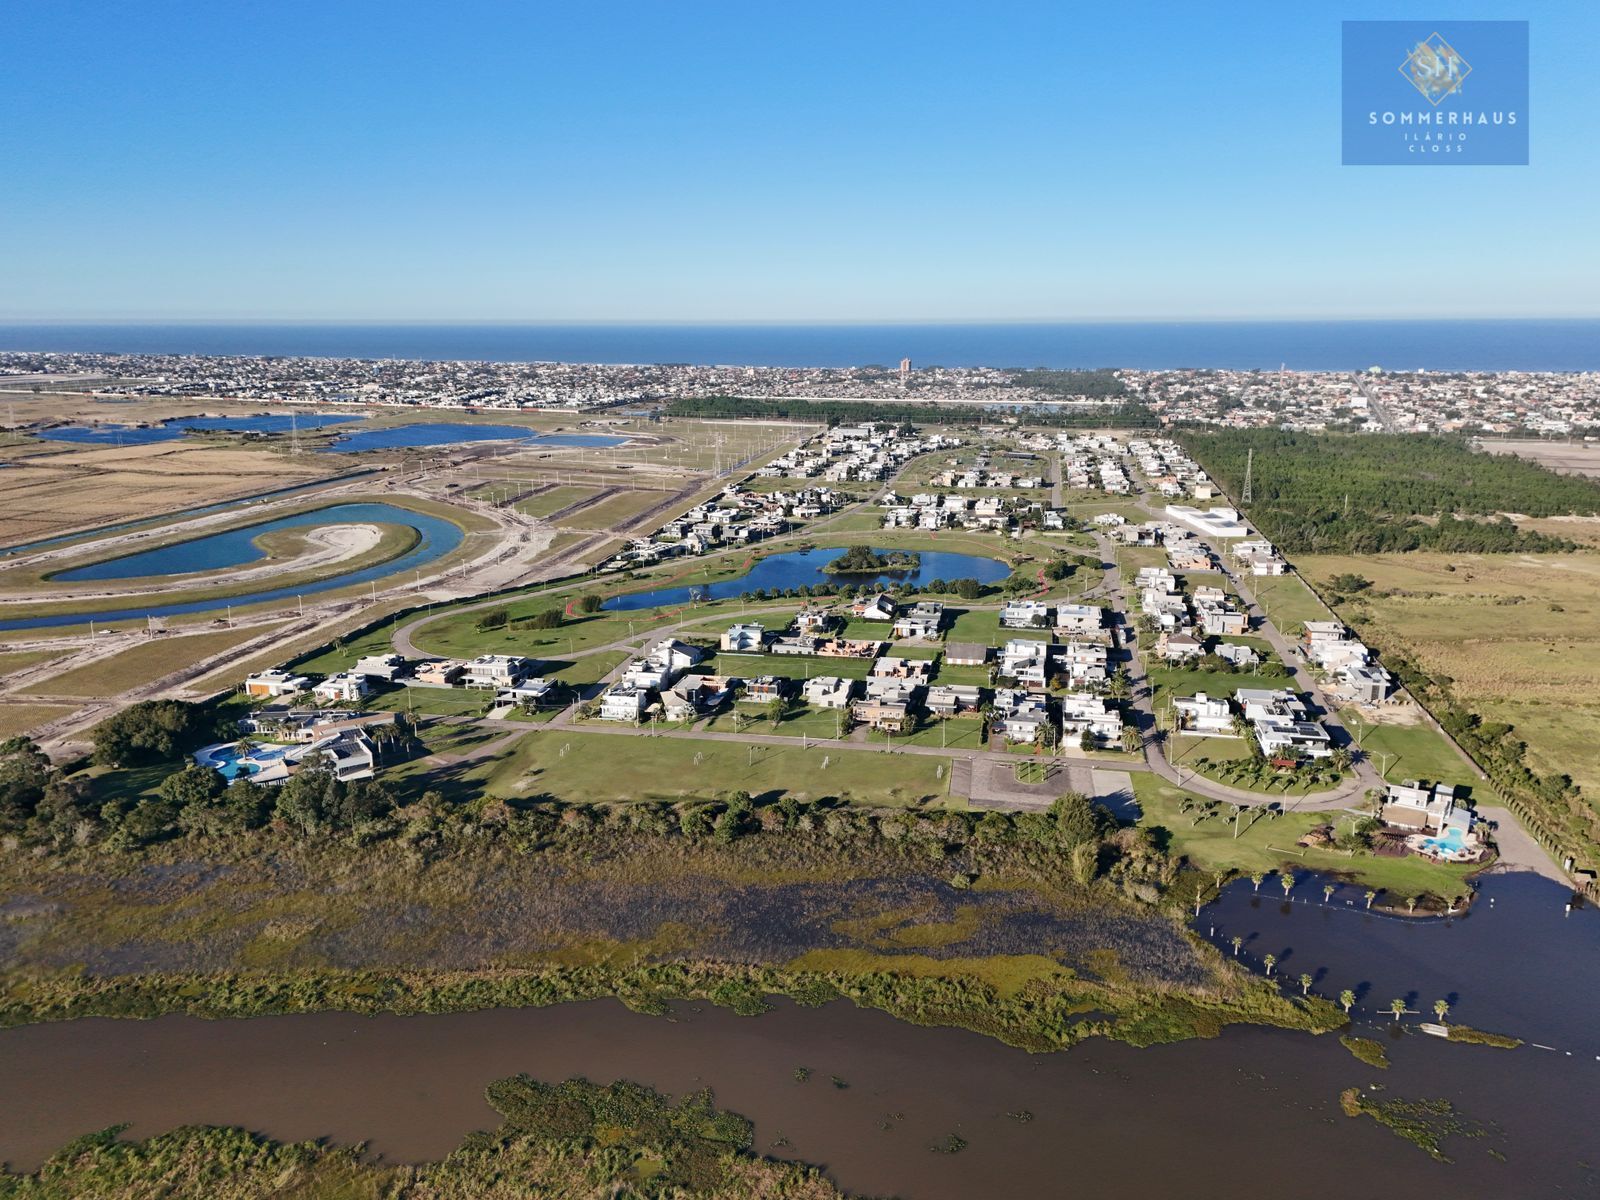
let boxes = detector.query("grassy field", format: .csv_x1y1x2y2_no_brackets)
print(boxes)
555,487,672,530
1246,572,1332,633
1339,707,1477,788
1300,552,1600,796
467,729,955,807
0,435,342,549
34,625,287,697
1134,776,1480,899
515,484,601,517
0,649,65,678
0,703,77,739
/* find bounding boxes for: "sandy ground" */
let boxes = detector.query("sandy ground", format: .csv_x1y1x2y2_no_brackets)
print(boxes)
1480,439,1600,478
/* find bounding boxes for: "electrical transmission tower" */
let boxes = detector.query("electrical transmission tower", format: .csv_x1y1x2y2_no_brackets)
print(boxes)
1242,446,1253,505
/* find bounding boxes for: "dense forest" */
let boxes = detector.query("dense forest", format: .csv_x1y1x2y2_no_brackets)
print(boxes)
1179,430,1600,554
1008,368,1128,397
665,394,1158,428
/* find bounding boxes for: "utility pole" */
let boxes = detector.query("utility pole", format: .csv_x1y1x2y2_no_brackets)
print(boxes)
1241,446,1253,506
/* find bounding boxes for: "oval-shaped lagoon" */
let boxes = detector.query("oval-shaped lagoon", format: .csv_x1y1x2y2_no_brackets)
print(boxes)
0,502,464,632
603,546,1010,611
321,423,626,453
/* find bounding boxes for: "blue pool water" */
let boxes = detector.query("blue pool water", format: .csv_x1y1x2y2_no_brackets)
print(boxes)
603,547,1010,611
321,423,626,453
1420,827,1468,855
1,502,464,632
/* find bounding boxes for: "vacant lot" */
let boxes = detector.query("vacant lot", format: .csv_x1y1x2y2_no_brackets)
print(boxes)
1480,439,1600,479
0,702,77,740
0,439,338,548
35,625,284,697
461,729,955,808
1301,552,1600,795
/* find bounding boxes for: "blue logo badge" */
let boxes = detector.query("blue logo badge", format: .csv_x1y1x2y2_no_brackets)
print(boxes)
1342,21,1528,166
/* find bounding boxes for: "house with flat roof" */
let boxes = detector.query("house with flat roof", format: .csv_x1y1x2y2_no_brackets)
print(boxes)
312,671,370,704
599,685,650,723
1382,780,1474,838
1000,599,1052,630
462,655,534,689
352,653,409,681
1172,692,1236,736
802,675,857,709
1058,692,1120,745
244,668,310,698
853,698,910,732
926,683,983,718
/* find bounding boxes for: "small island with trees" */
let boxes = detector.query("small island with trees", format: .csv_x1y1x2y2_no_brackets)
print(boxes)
824,545,921,574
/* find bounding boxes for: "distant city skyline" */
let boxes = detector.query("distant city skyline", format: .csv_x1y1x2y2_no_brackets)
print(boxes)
4,1,1595,321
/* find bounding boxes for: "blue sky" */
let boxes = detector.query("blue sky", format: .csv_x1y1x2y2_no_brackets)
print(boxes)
3,1,1595,321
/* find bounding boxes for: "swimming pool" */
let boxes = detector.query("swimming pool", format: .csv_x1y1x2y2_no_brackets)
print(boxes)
196,742,290,780
1420,826,1468,856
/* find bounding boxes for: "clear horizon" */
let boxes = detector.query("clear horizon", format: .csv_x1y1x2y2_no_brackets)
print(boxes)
4,1,1596,322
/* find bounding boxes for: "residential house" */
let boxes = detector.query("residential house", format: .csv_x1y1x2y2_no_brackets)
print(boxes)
1382,780,1473,835
312,671,370,703
944,642,991,667
1000,599,1052,630
999,639,1052,687
852,593,899,622
743,675,790,704
412,659,465,687
853,699,910,733
662,674,734,722
244,668,309,698
1156,632,1204,663
1053,604,1103,638
599,685,650,723
802,675,857,709
720,623,766,653
352,653,408,681
925,684,983,717
1172,692,1237,736
1058,692,1121,746
462,654,534,689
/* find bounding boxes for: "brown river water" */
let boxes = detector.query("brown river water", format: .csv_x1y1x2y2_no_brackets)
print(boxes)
3,869,1597,1197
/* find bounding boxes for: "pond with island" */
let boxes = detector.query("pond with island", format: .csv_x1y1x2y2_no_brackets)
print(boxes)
0,502,464,632
603,546,1010,611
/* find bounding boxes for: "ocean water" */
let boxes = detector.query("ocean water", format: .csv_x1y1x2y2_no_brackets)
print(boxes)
1,320,1597,371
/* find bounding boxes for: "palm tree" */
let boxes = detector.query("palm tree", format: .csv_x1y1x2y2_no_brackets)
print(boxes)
1263,953,1277,976
1339,989,1355,1014
1323,883,1335,904
1230,935,1243,957
1405,895,1419,915
1433,999,1450,1025
1389,998,1407,1021
1279,871,1294,899
1299,972,1313,996
1364,889,1377,910
1250,871,1265,893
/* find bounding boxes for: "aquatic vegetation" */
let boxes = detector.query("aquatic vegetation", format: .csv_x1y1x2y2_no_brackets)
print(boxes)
0,1076,850,1199
1338,1087,1488,1162
1339,1035,1390,1069
1445,1025,1523,1049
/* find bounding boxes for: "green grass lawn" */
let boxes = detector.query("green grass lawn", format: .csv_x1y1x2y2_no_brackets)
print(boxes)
700,704,846,740
472,729,956,807
1246,573,1331,634
1133,775,1481,899
943,607,1002,645
1341,709,1478,789
37,625,280,697
1166,734,1340,797
516,485,601,518
867,717,987,752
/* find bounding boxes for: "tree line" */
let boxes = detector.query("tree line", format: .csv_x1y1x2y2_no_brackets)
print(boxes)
1179,429,1599,554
